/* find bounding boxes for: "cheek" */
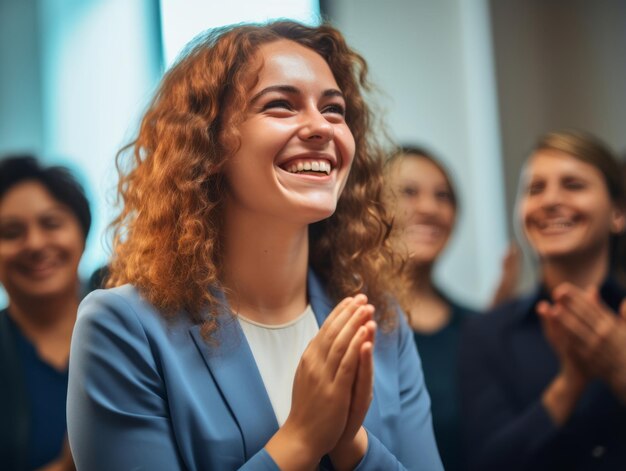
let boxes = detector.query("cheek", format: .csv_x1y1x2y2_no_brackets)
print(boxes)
336,126,356,166
519,200,533,230
441,207,456,231
56,229,85,262
395,201,413,227
0,242,21,264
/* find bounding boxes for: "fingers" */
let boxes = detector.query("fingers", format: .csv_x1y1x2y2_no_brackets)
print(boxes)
317,295,368,358
353,320,376,410
327,304,375,380
551,284,616,346
332,325,367,391
552,284,605,327
536,300,555,318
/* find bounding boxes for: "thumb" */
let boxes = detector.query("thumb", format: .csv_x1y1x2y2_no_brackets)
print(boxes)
585,285,600,303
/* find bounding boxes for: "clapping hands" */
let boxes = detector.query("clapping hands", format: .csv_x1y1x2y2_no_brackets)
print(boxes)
266,294,377,470
537,283,626,404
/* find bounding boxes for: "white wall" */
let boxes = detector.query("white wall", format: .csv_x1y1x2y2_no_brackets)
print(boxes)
0,0,162,306
0,0,44,154
36,0,163,278
327,0,508,308
491,0,626,223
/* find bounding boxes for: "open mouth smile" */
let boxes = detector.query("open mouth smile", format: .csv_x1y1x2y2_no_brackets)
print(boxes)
535,216,577,234
404,223,447,241
283,159,332,175
277,153,337,177
17,259,61,279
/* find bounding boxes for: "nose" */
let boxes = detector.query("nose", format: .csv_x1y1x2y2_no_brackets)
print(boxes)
414,194,439,215
24,227,47,252
298,107,334,143
539,184,563,210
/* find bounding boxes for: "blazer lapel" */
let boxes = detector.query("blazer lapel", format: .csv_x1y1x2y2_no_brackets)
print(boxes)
307,268,334,325
189,293,278,461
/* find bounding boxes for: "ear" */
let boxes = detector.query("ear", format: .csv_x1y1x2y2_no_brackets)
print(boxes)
610,205,626,234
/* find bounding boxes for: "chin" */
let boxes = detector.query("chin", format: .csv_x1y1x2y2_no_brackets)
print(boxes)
303,207,338,224
407,252,438,267
14,276,76,300
291,198,339,224
536,246,580,261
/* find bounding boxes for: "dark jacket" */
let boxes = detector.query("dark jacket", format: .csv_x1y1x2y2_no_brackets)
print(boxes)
459,278,626,471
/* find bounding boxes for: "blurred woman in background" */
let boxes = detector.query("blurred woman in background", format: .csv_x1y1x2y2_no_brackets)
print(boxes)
384,146,477,471
0,155,89,471
460,130,626,471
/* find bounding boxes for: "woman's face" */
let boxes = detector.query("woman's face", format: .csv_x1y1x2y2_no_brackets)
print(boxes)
386,156,456,265
0,181,84,301
520,149,625,262
223,39,356,226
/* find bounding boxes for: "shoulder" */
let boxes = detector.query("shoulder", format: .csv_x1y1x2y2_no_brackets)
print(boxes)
80,285,156,317
76,285,192,342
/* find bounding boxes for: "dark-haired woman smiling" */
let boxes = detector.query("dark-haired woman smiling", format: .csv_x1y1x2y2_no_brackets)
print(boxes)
0,155,90,471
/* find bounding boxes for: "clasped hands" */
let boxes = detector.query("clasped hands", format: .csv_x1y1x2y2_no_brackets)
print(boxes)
537,283,626,404
266,294,377,471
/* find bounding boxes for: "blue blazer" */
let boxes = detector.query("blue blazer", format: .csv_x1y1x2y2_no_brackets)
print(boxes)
67,270,443,470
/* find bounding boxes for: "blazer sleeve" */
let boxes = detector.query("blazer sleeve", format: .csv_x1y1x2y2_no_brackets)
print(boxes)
354,311,444,471
67,290,280,471
459,316,558,471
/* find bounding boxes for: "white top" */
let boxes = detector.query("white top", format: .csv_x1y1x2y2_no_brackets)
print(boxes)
238,305,319,426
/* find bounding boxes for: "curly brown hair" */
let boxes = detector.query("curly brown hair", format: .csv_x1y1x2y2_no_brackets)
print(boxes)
108,20,398,338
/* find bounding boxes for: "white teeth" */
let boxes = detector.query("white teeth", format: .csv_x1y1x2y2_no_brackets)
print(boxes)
542,219,573,229
537,217,575,233
406,224,443,237
284,160,331,175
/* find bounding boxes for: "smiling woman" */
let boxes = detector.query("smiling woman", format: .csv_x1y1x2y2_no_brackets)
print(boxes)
383,146,478,471
223,39,355,231
460,130,626,471
0,155,90,471
66,21,443,471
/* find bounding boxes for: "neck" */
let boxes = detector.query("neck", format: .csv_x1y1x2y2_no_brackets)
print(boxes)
7,289,79,368
223,207,309,325
8,289,78,331
542,247,610,292
402,261,451,333
404,262,437,299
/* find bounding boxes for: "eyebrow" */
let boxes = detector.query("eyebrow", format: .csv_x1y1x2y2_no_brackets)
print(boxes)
250,85,345,104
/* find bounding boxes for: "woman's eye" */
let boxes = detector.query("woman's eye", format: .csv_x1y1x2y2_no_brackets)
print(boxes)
435,191,452,201
401,187,418,197
263,100,292,111
44,220,63,230
527,182,543,195
40,215,65,231
0,225,23,240
564,180,585,190
323,104,346,116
